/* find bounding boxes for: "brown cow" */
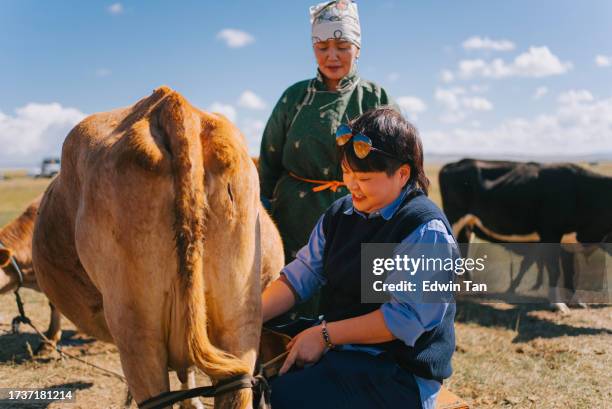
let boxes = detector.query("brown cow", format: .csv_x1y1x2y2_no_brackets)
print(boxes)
0,196,63,350
0,196,281,359
32,86,283,409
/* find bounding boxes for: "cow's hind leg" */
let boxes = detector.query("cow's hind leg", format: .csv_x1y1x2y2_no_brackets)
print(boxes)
560,249,588,309
45,302,62,343
35,302,62,355
507,254,535,293
532,257,545,290
103,300,171,407
178,369,205,409
541,237,570,314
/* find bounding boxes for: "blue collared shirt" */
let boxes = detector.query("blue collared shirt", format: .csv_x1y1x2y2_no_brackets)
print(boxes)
281,184,456,409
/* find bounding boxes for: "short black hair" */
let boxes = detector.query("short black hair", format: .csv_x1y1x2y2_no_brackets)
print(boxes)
338,107,430,195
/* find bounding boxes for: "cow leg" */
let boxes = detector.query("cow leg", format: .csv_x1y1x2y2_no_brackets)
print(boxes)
507,252,536,293
103,299,170,407
204,216,262,409
541,239,570,314
114,336,169,407
35,302,63,355
532,257,545,290
45,302,62,343
178,369,205,409
560,249,588,309
454,225,473,283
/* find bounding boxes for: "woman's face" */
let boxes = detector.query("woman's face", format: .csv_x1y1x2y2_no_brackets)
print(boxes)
341,159,411,214
313,39,359,83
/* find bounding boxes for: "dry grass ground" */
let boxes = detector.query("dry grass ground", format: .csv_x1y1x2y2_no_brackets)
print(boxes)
0,287,214,408
0,173,49,227
1,161,611,408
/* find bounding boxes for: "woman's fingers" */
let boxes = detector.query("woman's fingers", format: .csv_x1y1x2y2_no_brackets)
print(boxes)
279,345,297,375
286,338,295,349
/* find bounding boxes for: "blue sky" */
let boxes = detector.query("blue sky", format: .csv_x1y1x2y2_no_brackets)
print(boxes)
1,0,612,167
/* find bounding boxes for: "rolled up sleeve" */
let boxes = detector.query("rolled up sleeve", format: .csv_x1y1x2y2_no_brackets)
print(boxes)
281,214,327,302
381,219,457,347
382,299,449,347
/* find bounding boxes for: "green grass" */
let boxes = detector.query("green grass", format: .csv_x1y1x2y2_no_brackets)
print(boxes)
0,176,51,227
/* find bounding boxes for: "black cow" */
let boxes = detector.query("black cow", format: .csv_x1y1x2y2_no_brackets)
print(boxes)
439,158,612,312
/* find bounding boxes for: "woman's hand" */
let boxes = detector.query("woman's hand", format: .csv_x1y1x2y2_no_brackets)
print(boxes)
278,325,327,375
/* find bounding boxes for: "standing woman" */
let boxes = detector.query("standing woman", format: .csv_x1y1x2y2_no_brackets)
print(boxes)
259,1,395,286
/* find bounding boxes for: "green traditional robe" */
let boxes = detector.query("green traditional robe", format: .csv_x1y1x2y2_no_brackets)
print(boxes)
259,69,394,315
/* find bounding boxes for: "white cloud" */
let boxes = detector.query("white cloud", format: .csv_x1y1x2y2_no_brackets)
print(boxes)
216,29,255,48
458,59,509,78
434,87,465,111
423,94,612,156
469,84,489,93
439,111,467,124
107,3,123,15
458,46,572,79
208,102,237,122
238,90,266,110
461,96,493,111
396,96,427,120
513,47,572,76
440,70,454,83
0,103,86,165
435,87,493,123
462,36,515,52
557,89,594,105
532,86,548,100
95,68,112,77
595,54,612,67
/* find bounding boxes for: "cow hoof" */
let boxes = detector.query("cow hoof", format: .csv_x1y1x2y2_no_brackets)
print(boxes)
179,399,205,409
570,302,589,309
551,303,570,315
34,341,57,356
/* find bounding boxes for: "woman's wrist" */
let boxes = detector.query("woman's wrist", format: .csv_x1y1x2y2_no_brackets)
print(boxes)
320,310,395,345
320,320,335,349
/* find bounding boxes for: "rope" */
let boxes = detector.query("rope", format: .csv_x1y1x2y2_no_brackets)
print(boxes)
24,318,127,382
289,172,346,192
137,333,290,409
138,371,270,409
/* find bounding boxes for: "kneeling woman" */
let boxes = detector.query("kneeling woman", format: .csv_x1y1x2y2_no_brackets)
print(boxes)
262,107,457,409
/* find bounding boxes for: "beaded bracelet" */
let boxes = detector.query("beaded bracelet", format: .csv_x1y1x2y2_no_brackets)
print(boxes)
321,320,335,349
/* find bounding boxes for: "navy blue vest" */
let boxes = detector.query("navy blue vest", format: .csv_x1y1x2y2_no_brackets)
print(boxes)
320,189,456,381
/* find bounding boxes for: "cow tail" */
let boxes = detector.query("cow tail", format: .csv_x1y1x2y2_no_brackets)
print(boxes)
159,89,250,379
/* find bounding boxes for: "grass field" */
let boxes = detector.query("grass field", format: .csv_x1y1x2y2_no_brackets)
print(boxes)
1,163,611,408
0,176,50,227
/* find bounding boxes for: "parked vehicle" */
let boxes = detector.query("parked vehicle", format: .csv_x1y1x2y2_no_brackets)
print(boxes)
37,157,61,178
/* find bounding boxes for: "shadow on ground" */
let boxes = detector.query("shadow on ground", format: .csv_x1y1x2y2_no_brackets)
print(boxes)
0,330,95,364
456,300,612,342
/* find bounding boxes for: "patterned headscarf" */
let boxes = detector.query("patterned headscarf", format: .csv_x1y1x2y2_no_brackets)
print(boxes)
310,0,361,48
